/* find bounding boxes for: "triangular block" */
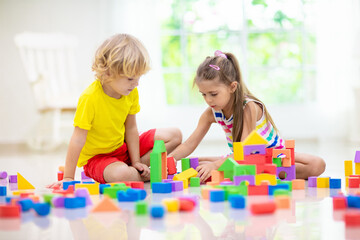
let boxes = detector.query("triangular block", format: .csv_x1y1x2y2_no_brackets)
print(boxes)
17,173,35,190
91,196,121,212
243,131,268,146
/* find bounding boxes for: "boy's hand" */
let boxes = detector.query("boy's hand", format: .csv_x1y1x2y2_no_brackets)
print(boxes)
196,162,218,183
46,177,74,189
132,162,150,179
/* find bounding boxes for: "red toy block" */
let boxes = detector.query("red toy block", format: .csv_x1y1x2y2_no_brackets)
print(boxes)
250,201,276,214
58,171,64,181
349,177,360,188
243,154,266,165
129,181,144,189
344,212,360,226
167,157,177,175
332,196,347,210
248,185,268,195
0,205,21,218
265,148,273,164
257,164,277,175
179,199,195,211
53,185,74,195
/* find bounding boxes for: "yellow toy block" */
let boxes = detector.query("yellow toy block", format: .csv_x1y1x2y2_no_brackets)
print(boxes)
75,183,100,195
173,168,198,181
355,163,360,175
17,172,35,190
255,173,277,185
12,190,35,196
243,131,268,146
233,142,244,161
317,177,330,188
346,176,349,187
162,198,180,212
344,160,353,177
182,178,189,189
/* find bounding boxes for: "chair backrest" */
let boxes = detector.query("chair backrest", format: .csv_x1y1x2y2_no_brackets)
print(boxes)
14,32,81,111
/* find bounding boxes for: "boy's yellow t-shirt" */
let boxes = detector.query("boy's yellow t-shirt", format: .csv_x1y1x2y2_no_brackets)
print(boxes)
74,80,140,167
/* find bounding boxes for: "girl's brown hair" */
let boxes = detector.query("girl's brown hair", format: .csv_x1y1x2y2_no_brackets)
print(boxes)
194,52,278,142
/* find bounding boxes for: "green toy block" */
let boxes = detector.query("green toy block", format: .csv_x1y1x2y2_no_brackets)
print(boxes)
273,189,290,196
153,140,166,153
135,201,148,215
181,158,190,171
218,158,238,171
190,177,200,187
273,158,282,167
280,180,293,191
43,193,55,206
103,185,129,199
234,165,256,176
150,151,162,185
238,182,249,196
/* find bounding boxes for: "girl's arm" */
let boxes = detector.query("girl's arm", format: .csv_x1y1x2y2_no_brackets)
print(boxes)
168,107,215,160
125,114,150,178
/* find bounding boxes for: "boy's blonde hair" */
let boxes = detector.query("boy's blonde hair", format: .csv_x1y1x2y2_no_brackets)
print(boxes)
92,34,151,83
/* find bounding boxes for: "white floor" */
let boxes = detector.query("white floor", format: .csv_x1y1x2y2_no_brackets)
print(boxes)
0,139,359,240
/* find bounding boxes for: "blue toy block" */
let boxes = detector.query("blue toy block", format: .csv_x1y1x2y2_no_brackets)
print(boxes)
210,190,225,202
117,188,147,202
228,195,246,209
17,199,33,212
330,178,341,189
63,181,81,190
151,182,172,193
64,197,86,209
33,203,51,216
268,184,290,195
99,184,111,194
0,186,6,196
150,205,165,218
347,196,360,208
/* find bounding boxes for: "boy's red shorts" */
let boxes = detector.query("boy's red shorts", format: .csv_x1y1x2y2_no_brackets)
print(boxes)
83,129,156,184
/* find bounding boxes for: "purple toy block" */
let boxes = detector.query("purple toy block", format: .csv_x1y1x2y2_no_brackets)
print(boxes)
162,179,173,183
276,165,296,181
81,171,92,181
308,176,317,187
0,178,7,186
243,144,266,155
75,188,92,206
190,157,199,170
0,171,7,179
52,197,66,208
9,175,17,183
355,151,360,163
170,181,183,191
233,175,255,186
220,181,234,185
167,174,174,180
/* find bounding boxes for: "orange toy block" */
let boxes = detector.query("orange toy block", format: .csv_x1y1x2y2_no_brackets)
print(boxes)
91,196,121,212
17,173,35,190
282,158,291,167
275,196,291,209
292,179,305,190
285,140,295,149
201,187,215,199
211,170,224,183
58,166,65,172
161,152,168,180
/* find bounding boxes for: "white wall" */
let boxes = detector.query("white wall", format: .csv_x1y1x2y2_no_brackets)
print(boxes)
0,0,359,146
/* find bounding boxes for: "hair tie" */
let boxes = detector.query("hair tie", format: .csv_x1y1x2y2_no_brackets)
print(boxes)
214,50,227,59
209,64,220,71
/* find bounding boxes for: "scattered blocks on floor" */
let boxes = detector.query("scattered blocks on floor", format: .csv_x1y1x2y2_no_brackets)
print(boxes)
0,186,6,196
162,198,180,212
91,196,121,212
190,177,200,187
292,179,305,190
17,199,33,212
250,201,276,215
150,205,165,218
228,195,245,209
64,197,86,209
0,205,21,218
33,203,51,216
135,201,148,215
209,189,225,202
152,182,172,194
17,173,35,190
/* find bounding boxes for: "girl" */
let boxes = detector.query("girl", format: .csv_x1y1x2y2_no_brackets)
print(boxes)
168,50,325,183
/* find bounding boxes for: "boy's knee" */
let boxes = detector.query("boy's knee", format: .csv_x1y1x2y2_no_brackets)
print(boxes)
105,164,132,182
313,156,326,176
171,127,182,145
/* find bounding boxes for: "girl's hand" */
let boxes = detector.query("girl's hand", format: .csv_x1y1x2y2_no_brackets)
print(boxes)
196,162,218,183
132,162,150,180
46,177,74,189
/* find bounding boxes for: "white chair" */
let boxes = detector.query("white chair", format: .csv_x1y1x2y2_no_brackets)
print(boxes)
14,32,81,150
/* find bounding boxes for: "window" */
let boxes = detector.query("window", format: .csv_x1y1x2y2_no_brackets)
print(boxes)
160,0,317,105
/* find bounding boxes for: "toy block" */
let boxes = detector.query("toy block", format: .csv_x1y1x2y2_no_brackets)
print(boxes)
153,140,166,153
117,188,143,202
182,178,189,189
317,177,330,188
161,152,168,180
99,184,111,194
292,179,305,190
0,171,7,179
355,163,360,175
150,205,165,218
167,181,183,191
75,188,92,206
255,173,277,186
218,158,239,180
150,152,162,185
268,184,290,195
258,164,277,175
33,203,50,216
179,198,195,211
209,189,225,202
63,181,81,190
332,196,347,210
162,198,180,212
272,158,282,167
275,196,290,209
152,182,172,193
75,183,99,195
103,185,129,199
277,165,296,181
173,168,198,181
233,175,254,186
347,196,360,208
355,151,360,163
0,186,6,196
167,157,177,175
243,154,266,165
228,195,246,209
17,199,33,212
233,142,244,160
58,166,65,172
282,158,291,167
329,178,341,189
349,177,360,188
220,181,233,185
190,177,200,187
57,171,64,181
308,176,317,187
181,158,190,171
265,148,273,164
167,174,174,180
234,165,256,176
211,170,224,183
345,160,353,177
243,131,268,146
9,175,17,183
92,196,121,212
273,189,290,196
0,205,21,218
243,144,266,155
285,139,295,149
250,201,276,215
206,181,220,186
17,173,35,190
272,149,291,165
135,201,148,215
248,185,268,195
43,194,55,207
64,197,86,209
81,171,92,182
201,187,215,199
190,157,199,169
344,212,360,227
52,197,66,208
